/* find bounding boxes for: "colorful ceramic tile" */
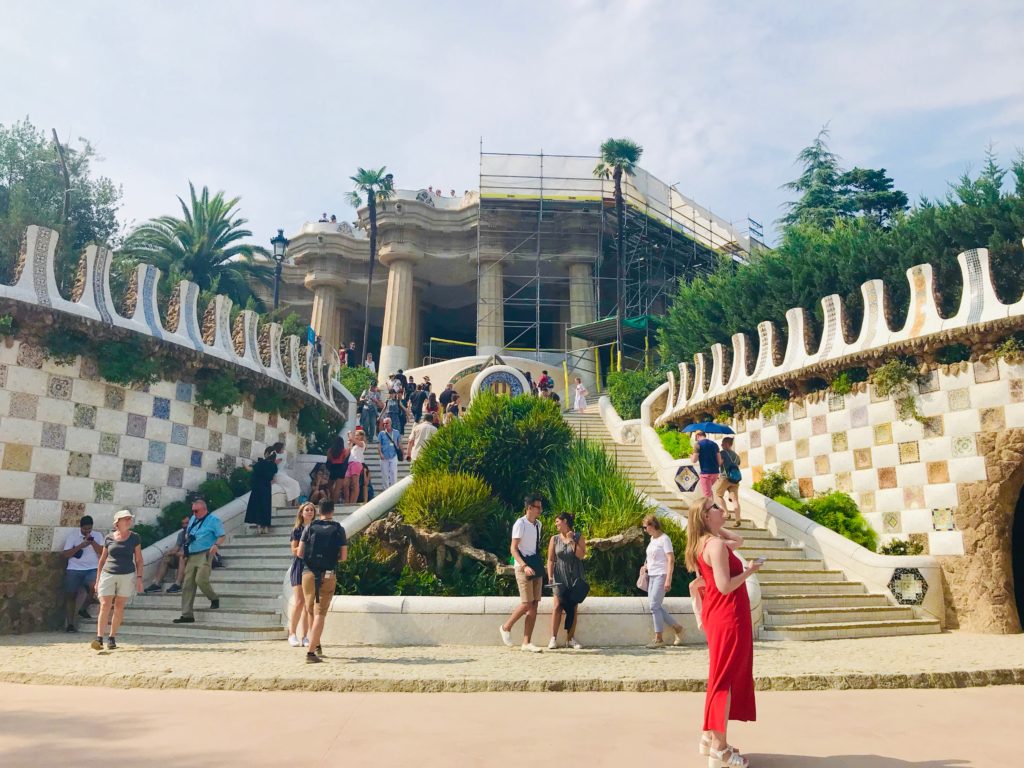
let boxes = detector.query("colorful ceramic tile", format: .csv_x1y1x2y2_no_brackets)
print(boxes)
104,386,125,411
873,423,893,446
751,465,763,483
47,375,72,400
828,393,845,412
73,403,96,429
903,485,925,508
67,451,92,478
926,461,950,484
0,498,26,524
889,568,929,605
239,438,252,458
226,415,239,436
909,533,929,555
268,412,278,428
171,423,189,445
190,450,203,468
932,508,956,531
98,433,120,456
815,454,830,474
168,467,184,488
9,392,39,420
792,400,807,420
26,526,53,552
870,383,886,403
94,480,114,503
952,435,976,458
121,459,142,483
34,473,60,500
882,510,901,533
850,406,868,428
255,423,266,443
973,360,999,383
175,382,194,403
918,370,940,394
16,342,44,369
675,465,699,492
922,416,943,438
143,486,161,507
0,364,6,388
812,415,827,435
147,441,166,463
798,477,813,498
79,356,99,380
1,444,32,472
152,397,171,420
243,400,254,420
795,438,809,459
878,467,897,489
898,441,920,464
777,422,791,441
60,501,86,527
948,388,971,411
854,448,872,470
836,471,852,492
1011,379,1024,403
860,491,876,514
126,414,147,438
193,407,209,429
208,431,223,453
749,430,761,448
831,431,848,452
980,406,1005,432
780,460,794,478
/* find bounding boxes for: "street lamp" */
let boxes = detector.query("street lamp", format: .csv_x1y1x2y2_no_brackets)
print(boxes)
270,228,289,310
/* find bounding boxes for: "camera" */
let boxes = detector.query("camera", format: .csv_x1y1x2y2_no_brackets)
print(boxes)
183,533,196,557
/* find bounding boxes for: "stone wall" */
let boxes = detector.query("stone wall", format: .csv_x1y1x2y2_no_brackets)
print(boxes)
0,338,297,553
0,552,64,633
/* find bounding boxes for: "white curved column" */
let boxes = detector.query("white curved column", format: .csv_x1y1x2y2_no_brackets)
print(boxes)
476,257,504,356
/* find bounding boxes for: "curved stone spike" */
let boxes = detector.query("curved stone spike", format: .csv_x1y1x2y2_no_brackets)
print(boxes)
119,263,165,340
69,244,116,325
0,225,73,312
206,294,236,360
781,307,814,372
892,263,943,342
665,369,676,414
170,281,204,351
286,336,304,387
675,362,692,410
815,294,853,363
944,248,1008,328
727,333,752,389
852,279,892,352
690,352,708,403
266,323,286,379
704,343,728,398
236,310,264,372
751,321,778,383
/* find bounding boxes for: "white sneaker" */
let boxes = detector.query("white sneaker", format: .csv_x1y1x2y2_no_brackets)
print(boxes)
499,625,513,647
569,638,583,649
288,634,300,647
521,643,543,653
547,637,558,650
301,637,310,647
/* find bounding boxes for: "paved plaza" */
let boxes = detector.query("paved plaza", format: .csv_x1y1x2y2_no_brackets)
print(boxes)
0,682,1020,766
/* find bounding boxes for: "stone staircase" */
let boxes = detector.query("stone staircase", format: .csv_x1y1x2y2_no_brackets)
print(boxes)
117,425,412,642
564,403,941,641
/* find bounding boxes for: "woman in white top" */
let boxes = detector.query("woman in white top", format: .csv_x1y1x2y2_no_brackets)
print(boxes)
573,376,588,413
270,441,300,504
639,514,684,647
344,429,367,504
364,353,376,374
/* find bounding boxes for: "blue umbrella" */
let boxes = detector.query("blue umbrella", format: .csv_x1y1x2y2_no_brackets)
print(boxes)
681,421,735,435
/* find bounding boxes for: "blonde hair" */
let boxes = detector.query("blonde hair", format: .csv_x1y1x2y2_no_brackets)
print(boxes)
684,497,715,573
293,501,316,530
642,514,661,532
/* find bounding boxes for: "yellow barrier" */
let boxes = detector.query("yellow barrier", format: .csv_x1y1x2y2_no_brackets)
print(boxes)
594,347,602,392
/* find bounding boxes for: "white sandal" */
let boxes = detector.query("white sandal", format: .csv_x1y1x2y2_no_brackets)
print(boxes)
708,745,748,768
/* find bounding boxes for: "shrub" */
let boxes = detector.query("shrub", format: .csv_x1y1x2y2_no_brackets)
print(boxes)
830,371,853,396
993,334,1024,362
657,427,692,459
437,559,517,597
132,522,163,549
42,327,91,365
298,403,343,455
879,538,925,556
606,369,663,420
759,392,788,420
338,366,376,397
734,392,762,415
752,470,790,500
398,472,494,532
227,466,252,497
396,566,449,596
252,387,288,416
935,343,970,364
870,359,922,422
156,501,191,537
97,338,163,386
334,536,401,596
805,491,878,551
0,314,14,335
197,478,234,511
773,494,807,513
714,409,733,424
195,368,244,413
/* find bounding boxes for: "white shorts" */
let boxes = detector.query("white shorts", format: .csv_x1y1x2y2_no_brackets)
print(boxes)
97,571,136,598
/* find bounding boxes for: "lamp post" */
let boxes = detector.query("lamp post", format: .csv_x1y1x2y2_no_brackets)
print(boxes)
270,228,289,310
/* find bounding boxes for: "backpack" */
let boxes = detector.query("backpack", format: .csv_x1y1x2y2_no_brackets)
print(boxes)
302,520,345,602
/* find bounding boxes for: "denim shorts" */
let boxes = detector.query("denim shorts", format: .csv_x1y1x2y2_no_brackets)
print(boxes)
63,568,97,594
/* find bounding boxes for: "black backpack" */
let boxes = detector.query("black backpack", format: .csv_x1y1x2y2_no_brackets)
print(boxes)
302,520,345,601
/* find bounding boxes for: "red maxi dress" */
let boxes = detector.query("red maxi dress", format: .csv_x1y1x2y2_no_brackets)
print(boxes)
696,539,756,731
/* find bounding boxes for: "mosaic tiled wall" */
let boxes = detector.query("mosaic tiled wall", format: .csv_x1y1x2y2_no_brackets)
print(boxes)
0,340,297,552
732,358,1024,556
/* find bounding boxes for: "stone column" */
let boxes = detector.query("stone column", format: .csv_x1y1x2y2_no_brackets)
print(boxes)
568,260,598,393
378,243,421,379
305,272,347,352
336,307,351,352
476,258,504,356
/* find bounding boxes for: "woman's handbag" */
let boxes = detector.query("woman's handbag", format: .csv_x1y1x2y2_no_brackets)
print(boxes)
636,565,649,592
567,577,590,604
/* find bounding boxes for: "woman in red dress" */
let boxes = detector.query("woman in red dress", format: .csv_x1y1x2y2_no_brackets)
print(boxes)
686,497,761,768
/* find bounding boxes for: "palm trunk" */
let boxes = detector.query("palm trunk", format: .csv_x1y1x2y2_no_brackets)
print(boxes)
362,191,377,376
614,166,624,361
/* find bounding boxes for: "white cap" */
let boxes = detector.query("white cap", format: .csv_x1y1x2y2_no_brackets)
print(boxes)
113,509,134,523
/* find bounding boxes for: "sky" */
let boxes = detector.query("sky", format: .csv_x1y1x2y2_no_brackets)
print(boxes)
3,1,1023,246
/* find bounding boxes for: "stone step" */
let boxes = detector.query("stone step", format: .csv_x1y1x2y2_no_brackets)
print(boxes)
756,569,847,583
754,558,824,571
733,538,794,550
203,578,283,595
759,580,869,596
219,552,293,565
765,605,915,626
230,533,294,546
740,546,807,559
122,606,282,628
762,593,892,610
207,566,287,581
133,592,281,610
760,618,941,642
115,621,286,642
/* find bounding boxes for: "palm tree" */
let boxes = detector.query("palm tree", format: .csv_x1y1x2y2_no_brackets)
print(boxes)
124,182,272,309
593,138,643,356
347,167,395,365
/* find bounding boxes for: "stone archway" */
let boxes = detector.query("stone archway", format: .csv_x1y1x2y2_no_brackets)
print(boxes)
939,429,1024,633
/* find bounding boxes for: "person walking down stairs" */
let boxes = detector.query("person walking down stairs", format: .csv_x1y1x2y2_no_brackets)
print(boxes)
246,447,278,534
173,499,224,625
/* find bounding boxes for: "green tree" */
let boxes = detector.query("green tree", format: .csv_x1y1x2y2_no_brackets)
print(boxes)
838,167,909,228
594,138,643,350
347,167,395,365
0,117,121,288
123,182,272,309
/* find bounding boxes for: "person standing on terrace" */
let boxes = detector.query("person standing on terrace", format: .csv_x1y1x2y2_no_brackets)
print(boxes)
90,509,143,650
499,494,546,653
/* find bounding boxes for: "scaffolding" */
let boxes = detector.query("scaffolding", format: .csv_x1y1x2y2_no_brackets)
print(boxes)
477,146,757,370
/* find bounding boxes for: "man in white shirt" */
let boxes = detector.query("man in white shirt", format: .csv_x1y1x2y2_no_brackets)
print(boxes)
499,494,545,652
62,515,103,632
407,413,437,462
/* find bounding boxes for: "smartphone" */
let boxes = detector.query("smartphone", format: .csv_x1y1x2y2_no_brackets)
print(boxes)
753,557,767,565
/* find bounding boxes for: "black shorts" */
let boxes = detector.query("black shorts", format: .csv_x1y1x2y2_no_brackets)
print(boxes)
327,462,348,480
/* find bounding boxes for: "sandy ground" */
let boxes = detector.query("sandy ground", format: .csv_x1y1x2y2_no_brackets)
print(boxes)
0,682,1021,767
0,630,1023,692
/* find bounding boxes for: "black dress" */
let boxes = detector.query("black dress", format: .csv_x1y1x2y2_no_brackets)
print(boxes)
244,458,277,527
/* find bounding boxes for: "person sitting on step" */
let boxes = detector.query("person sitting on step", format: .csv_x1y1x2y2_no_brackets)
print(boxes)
143,515,189,594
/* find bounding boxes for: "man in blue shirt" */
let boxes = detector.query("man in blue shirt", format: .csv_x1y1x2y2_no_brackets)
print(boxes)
173,498,226,624
689,429,722,499
377,417,402,490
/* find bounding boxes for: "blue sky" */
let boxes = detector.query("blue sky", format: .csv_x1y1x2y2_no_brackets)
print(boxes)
3,1,1022,245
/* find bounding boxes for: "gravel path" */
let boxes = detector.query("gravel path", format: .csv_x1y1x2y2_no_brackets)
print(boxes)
1,631,1022,692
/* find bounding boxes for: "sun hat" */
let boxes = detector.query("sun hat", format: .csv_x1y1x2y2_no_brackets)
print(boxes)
113,509,134,523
